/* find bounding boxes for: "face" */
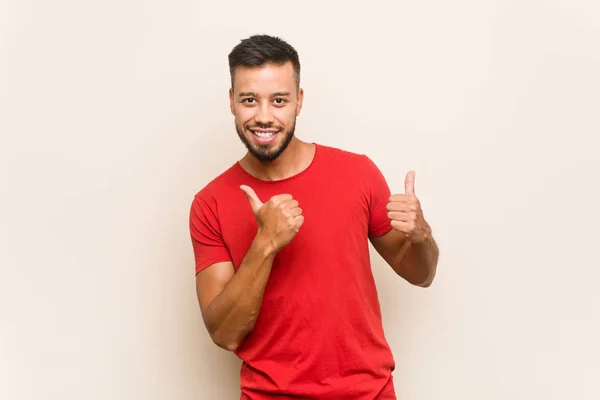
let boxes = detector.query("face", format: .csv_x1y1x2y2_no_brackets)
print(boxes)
229,62,304,162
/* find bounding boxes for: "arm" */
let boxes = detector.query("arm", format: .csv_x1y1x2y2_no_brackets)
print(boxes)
196,232,276,352
370,228,439,287
193,185,304,352
368,168,439,287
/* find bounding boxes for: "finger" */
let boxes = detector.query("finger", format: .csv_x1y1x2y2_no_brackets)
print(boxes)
240,185,263,214
387,211,414,222
389,193,412,202
271,193,294,204
386,201,418,212
293,215,305,231
388,194,420,207
288,207,303,217
405,170,415,195
391,220,413,234
281,199,299,210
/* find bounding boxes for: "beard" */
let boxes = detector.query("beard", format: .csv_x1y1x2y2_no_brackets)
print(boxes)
236,119,296,162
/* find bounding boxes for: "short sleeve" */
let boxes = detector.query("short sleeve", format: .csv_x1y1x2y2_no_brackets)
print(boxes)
363,155,393,237
189,195,232,274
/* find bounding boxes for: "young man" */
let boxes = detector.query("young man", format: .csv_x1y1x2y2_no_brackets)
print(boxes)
189,34,439,400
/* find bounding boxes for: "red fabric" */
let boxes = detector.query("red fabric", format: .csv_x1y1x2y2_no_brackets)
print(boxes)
189,144,396,399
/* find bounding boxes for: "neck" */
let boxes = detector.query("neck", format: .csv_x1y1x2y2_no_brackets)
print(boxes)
240,137,315,181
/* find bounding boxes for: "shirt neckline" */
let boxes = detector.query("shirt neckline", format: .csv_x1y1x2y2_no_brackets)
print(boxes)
235,142,320,184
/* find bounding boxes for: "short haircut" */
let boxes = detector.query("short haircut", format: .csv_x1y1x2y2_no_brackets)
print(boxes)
228,34,301,91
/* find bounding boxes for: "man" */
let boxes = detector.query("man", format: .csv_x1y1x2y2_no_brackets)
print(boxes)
189,34,439,400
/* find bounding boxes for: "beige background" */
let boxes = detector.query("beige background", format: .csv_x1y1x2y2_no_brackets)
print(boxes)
1,0,599,399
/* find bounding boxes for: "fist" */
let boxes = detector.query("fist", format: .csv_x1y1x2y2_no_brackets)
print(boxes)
240,185,304,252
386,170,431,244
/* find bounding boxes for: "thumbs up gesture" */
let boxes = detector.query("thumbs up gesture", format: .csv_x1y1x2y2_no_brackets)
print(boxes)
386,171,431,244
240,185,305,253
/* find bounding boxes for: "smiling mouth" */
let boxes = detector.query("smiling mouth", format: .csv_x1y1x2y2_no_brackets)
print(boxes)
250,129,278,139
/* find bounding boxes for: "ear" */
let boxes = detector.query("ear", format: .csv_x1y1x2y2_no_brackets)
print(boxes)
296,88,304,117
229,88,235,115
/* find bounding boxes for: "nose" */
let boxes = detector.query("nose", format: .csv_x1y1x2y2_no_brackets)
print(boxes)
254,103,274,125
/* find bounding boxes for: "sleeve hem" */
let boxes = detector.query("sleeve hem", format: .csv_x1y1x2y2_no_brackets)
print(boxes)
195,256,233,275
369,223,393,238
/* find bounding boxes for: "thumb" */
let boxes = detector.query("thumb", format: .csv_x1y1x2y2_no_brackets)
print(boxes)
240,185,263,213
404,170,415,196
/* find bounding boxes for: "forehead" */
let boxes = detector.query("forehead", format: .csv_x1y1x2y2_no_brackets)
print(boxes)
233,62,296,95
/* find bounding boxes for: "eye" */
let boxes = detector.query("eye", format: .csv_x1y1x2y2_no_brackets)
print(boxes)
242,98,255,104
273,98,287,105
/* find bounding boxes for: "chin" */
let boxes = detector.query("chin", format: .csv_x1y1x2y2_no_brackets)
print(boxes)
236,121,296,162
250,145,283,162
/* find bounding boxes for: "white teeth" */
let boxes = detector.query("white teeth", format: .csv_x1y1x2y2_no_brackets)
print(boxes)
253,131,275,138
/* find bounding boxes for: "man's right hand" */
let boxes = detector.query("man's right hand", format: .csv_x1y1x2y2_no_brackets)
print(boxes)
240,185,304,253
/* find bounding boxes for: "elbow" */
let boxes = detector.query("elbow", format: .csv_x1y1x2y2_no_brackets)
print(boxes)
416,278,433,288
211,333,240,352
413,261,438,288
400,268,435,288
205,313,256,352
218,340,240,352
209,327,244,352
412,270,436,288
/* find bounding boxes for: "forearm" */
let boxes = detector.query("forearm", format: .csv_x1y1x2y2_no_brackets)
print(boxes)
394,235,439,287
204,233,276,351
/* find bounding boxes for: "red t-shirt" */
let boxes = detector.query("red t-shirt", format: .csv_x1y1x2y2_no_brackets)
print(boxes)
189,143,397,399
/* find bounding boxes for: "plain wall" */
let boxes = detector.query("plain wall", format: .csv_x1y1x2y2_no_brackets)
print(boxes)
1,0,599,399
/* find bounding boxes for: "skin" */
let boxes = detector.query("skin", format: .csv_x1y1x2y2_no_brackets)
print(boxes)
195,61,439,352
231,62,312,181
371,170,440,287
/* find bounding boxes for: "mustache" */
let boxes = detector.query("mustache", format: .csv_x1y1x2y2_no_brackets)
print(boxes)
248,124,282,130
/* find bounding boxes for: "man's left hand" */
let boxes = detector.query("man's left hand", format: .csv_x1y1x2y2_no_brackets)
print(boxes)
386,170,432,244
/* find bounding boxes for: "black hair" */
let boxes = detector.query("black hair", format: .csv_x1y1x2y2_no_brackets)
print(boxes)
228,34,301,90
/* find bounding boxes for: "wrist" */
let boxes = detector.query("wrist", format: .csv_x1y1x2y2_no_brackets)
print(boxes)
254,230,278,257
412,225,433,245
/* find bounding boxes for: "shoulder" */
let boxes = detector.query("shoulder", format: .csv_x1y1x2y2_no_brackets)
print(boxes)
192,162,243,207
315,143,373,168
315,143,380,175
316,143,366,160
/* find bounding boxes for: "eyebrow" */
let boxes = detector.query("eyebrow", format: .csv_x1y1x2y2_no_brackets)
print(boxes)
237,92,291,98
